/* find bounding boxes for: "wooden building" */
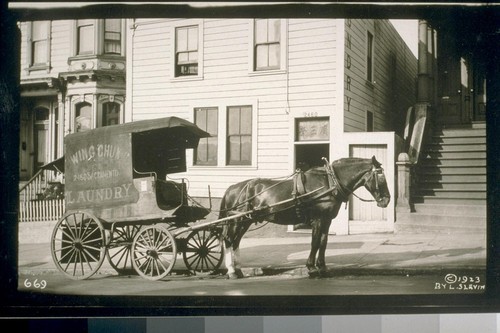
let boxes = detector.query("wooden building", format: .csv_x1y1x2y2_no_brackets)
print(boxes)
126,18,417,235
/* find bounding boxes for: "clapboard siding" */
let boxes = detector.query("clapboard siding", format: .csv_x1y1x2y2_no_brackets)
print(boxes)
343,20,417,132
19,20,72,81
129,18,415,197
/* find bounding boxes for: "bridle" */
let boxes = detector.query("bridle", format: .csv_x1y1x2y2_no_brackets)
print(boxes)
322,157,386,203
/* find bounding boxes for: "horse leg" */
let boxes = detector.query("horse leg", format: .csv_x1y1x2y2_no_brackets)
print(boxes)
224,221,251,279
223,244,239,279
306,218,322,277
315,218,333,277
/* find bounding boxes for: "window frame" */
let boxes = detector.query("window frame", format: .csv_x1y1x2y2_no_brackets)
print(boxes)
249,19,288,75
366,30,374,83
103,18,122,55
171,20,204,81
101,101,122,127
76,19,96,56
26,21,51,71
226,105,253,166
71,19,126,57
366,110,374,132
193,107,219,166
188,99,257,169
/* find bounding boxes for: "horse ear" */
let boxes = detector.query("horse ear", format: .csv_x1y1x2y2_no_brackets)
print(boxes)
372,155,382,168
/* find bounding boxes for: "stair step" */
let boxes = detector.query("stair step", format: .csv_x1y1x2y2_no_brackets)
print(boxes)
425,143,486,153
418,174,486,183
418,183,486,191
416,190,486,199
412,203,486,217
395,222,486,234
435,128,486,137
431,136,486,145
424,151,487,160
412,196,486,205
420,158,486,167
395,211,486,234
418,166,486,175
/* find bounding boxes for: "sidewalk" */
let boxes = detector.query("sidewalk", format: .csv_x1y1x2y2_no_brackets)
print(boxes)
18,232,487,277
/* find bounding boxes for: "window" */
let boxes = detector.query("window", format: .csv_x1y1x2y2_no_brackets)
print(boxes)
104,19,121,54
31,21,49,65
366,111,374,132
102,102,121,126
77,19,95,55
175,25,198,77
75,102,92,132
227,106,252,165
194,107,218,166
367,31,374,82
254,19,280,71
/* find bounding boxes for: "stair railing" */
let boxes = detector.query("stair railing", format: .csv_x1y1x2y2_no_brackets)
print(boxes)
397,103,431,213
19,169,65,223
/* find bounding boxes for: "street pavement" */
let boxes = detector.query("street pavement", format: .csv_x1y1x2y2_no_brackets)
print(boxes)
18,231,487,278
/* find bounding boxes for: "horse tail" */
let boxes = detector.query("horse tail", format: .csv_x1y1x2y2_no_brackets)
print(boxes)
219,191,228,219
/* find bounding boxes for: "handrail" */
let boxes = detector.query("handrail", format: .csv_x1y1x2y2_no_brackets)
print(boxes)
19,168,44,193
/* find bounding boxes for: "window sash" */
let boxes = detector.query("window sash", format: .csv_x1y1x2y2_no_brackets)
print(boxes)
77,24,94,55
227,106,252,165
367,32,374,82
176,26,198,76
254,19,281,71
104,19,121,54
102,102,121,127
31,21,49,65
75,103,92,132
194,107,218,166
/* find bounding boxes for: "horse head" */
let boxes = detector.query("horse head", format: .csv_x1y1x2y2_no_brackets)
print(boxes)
363,156,391,208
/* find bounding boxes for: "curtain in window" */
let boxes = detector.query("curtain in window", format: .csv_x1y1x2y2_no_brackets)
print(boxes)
175,26,198,76
104,19,121,54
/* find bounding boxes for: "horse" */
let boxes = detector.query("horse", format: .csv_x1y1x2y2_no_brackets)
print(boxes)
219,156,390,279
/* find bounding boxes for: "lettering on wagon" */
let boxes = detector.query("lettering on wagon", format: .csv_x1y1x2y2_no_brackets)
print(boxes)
73,169,120,182
66,183,133,204
70,144,122,165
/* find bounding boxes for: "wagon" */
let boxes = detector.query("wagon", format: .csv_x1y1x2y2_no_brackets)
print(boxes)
50,117,226,280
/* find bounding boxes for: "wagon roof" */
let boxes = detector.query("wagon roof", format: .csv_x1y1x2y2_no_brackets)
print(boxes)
67,116,210,139
42,117,210,174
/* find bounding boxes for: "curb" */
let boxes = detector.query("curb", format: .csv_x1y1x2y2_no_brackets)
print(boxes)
19,265,486,280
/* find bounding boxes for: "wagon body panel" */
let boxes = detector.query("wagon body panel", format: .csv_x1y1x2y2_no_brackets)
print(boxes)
62,116,210,221
65,131,139,211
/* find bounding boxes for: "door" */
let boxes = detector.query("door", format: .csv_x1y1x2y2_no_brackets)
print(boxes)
437,54,465,125
34,107,50,173
292,117,330,231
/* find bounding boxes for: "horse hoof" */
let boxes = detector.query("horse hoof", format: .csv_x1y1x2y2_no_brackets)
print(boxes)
308,269,320,278
235,269,245,278
227,273,240,280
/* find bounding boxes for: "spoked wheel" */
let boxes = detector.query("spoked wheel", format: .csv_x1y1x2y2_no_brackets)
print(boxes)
131,225,177,281
106,224,141,275
182,228,224,274
50,211,106,280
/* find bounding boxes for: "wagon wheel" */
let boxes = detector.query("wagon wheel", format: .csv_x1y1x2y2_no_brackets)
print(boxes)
50,211,106,280
131,225,177,281
106,224,141,275
182,228,224,274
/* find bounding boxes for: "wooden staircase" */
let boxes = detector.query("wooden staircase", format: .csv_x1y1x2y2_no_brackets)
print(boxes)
396,123,487,233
